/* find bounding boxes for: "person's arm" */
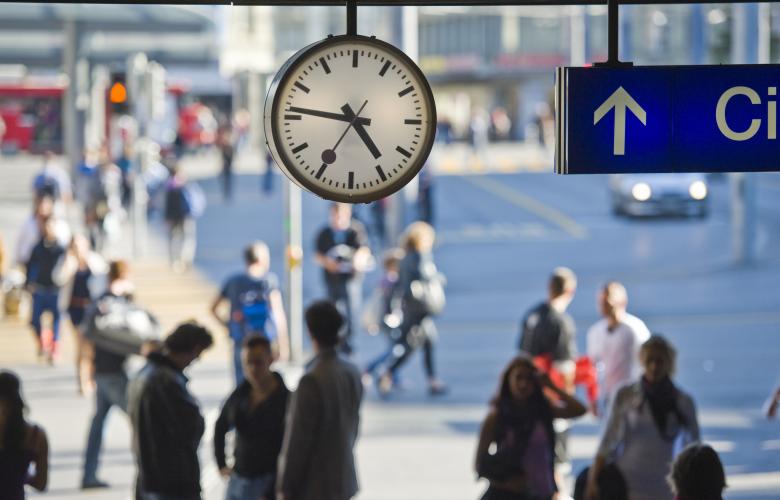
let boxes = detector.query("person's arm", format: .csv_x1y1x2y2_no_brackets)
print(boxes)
213,395,234,477
269,289,290,362
277,374,321,499
681,392,700,443
211,294,227,326
27,425,49,491
474,410,497,475
586,388,628,500
542,373,587,419
314,229,339,273
767,385,780,419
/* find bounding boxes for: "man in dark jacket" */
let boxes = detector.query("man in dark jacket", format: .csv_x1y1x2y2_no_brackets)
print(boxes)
277,301,363,500
127,322,213,500
214,335,290,500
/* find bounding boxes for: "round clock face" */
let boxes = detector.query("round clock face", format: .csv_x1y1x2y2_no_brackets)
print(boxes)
264,35,437,203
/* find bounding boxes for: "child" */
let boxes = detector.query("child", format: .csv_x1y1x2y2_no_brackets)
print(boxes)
362,248,404,386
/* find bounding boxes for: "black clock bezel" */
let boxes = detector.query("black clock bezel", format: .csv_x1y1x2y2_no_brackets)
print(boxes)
264,34,437,204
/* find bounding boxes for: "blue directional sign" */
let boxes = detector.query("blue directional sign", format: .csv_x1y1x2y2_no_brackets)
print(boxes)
555,64,780,174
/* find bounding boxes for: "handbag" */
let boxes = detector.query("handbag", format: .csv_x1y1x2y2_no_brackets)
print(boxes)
408,271,446,316
477,446,523,482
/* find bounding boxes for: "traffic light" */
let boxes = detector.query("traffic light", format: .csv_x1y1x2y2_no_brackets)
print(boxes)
109,72,129,115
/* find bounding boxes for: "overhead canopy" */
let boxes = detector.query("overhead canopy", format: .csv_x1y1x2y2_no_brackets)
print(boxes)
0,3,217,68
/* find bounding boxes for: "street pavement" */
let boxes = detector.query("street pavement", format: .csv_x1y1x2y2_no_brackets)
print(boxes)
2,149,780,499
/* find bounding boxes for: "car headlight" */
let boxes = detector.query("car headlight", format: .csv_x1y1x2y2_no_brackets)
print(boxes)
689,181,708,200
631,182,652,202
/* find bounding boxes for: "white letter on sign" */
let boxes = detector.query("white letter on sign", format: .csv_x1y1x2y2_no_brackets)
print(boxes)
716,86,761,141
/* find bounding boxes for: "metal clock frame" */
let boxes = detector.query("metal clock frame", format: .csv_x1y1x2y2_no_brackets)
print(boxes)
265,33,438,204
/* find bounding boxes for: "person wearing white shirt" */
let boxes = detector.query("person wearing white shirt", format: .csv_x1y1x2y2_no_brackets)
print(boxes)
586,281,650,416
15,196,71,267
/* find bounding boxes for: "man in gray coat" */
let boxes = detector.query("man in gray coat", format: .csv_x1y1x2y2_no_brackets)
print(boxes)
277,301,363,500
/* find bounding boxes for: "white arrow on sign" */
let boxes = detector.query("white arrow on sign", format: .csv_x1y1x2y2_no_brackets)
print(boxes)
593,86,647,156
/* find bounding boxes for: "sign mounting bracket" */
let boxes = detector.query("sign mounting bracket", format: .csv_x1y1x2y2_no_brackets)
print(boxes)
346,0,357,36
594,0,632,68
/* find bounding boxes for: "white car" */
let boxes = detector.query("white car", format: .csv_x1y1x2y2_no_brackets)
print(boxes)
609,173,709,217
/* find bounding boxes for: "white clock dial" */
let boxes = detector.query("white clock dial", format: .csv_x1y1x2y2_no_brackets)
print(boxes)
265,35,437,203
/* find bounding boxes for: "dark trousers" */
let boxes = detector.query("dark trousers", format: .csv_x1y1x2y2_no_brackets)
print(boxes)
31,289,61,342
386,311,436,379
326,279,361,355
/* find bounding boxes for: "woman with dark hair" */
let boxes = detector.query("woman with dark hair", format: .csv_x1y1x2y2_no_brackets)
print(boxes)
668,443,726,500
475,354,586,500
0,371,49,498
586,335,700,500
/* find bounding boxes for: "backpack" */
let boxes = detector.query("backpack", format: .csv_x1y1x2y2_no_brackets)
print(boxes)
33,173,60,200
231,284,274,342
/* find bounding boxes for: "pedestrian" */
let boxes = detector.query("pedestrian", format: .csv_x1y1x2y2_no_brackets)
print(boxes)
586,281,651,415
378,222,447,396
32,151,72,213
277,301,363,500
217,125,234,202
0,371,49,498
59,235,108,395
80,260,148,490
83,148,123,254
262,148,274,196
128,322,214,500
25,215,67,363
164,163,201,273
214,336,290,500
362,248,404,384
667,443,726,500
585,335,700,500
475,354,586,500
14,195,70,268
417,166,435,225
115,143,135,209
314,203,372,355
518,267,578,477
211,241,290,384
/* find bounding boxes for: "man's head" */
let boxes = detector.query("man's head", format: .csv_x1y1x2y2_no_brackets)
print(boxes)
244,241,270,271
598,281,628,319
40,215,57,242
34,195,54,219
164,322,214,370
329,203,352,231
547,267,577,304
305,300,343,350
241,335,274,386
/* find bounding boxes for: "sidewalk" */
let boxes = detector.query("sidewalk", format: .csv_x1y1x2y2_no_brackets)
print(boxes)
0,153,231,368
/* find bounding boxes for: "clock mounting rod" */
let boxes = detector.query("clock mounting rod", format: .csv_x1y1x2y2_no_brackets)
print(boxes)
346,0,357,36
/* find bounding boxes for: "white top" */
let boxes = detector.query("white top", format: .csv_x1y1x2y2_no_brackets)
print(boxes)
587,313,651,400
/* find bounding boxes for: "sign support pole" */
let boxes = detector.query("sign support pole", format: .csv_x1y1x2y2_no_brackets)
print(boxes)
594,0,631,68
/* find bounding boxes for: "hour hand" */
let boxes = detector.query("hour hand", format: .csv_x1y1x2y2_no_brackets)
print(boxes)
341,104,382,159
288,106,371,126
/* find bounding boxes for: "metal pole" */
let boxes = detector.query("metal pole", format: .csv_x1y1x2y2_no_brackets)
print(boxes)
63,20,80,172
607,0,619,64
283,177,304,363
730,3,760,264
347,0,357,35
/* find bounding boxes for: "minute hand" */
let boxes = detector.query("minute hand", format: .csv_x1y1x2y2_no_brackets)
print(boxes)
341,104,382,159
288,106,371,126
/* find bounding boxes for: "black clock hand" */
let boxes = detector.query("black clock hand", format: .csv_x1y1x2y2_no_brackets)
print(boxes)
321,100,369,165
341,103,382,159
288,106,371,126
